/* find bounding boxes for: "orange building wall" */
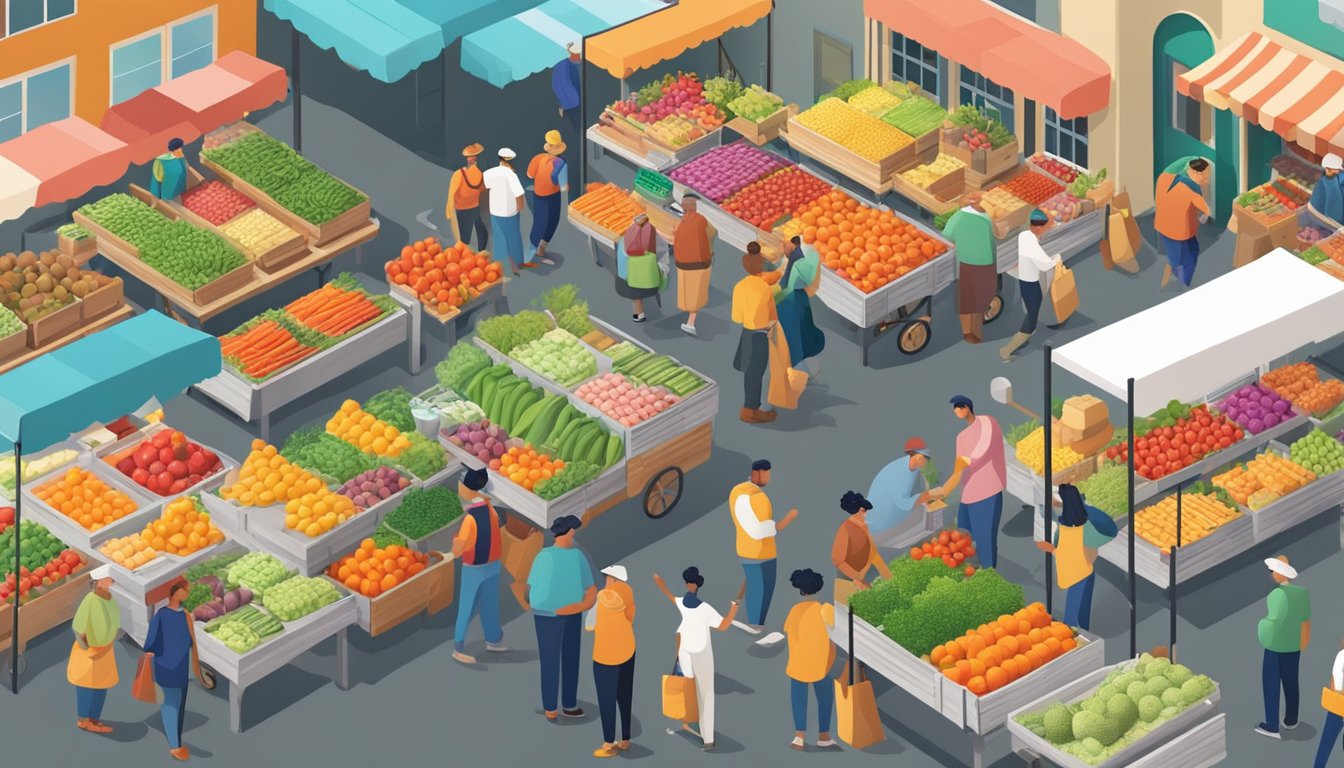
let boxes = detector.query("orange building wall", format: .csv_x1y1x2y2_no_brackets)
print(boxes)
0,0,256,125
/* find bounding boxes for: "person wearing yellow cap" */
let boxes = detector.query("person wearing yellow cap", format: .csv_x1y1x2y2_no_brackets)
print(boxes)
527,131,568,265
447,143,489,250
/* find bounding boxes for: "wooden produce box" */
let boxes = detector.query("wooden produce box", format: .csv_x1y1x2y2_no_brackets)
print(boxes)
891,173,970,216
593,121,651,157
944,133,1020,178
325,551,455,637
0,562,92,655
785,116,913,194
199,156,371,247
0,327,25,362
727,103,797,145
174,173,308,272
80,276,124,323
58,232,97,263
24,297,82,349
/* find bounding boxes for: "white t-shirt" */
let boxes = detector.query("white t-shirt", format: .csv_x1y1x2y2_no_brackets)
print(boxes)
675,596,723,655
1016,230,1057,282
483,165,524,217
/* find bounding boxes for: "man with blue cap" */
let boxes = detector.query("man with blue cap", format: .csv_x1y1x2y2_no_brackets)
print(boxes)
1001,209,1062,362
930,395,1006,567
150,137,189,200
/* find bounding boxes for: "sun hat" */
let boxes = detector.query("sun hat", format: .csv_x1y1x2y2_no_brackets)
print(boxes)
544,129,566,154
1265,556,1298,579
1325,153,1343,170
462,143,484,157
601,565,628,582
89,564,113,581
904,436,930,456
498,147,516,160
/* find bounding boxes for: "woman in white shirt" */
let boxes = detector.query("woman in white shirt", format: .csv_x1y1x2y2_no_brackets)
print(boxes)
1314,638,1344,767
1001,209,1063,362
653,567,740,752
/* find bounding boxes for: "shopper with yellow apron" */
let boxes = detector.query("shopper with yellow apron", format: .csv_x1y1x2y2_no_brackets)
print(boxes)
1314,640,1344,767
68,564,121,733
1035,484,1117,631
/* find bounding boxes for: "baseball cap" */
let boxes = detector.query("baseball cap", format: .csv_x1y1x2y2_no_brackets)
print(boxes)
600,565,628,582
550,515,582,537
1029,209,1049,225
1265,556,1298,579
1325,153,1343,170
904,436,931,456
498,147,517,160
950,394,974,410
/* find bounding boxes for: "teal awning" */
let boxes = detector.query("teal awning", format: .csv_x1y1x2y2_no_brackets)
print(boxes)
266,0,542,83
461,0,664,88
0,311,220,454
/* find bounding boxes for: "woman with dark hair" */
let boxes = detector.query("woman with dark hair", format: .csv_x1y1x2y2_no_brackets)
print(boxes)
783,568,837,750
653,567,740,751
144,578,206,760
1035,484,1118,630
774,235,825,375
831,491,891,594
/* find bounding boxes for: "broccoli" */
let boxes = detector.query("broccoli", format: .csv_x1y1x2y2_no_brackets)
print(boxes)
1043,703,1074,744
1072,710,1121,746
1138,695,1163,723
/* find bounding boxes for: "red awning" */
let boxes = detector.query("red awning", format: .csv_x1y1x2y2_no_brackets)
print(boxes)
0,118,134,209
864,0,1110,118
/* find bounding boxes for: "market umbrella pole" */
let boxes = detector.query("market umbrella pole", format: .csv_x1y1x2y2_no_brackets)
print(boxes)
1043,345,1053,613
766,3,774,93
1168,482,1183,661
9,440,19,694
1127,378,1136,658
291,22,302,154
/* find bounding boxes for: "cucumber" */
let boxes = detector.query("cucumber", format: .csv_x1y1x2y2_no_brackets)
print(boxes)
513,395,549,437
527,397,564,446
585,430,608,466
604,433,624,467
551,403,576,440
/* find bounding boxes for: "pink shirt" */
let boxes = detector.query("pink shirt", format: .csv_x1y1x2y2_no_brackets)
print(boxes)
956,415,1006,503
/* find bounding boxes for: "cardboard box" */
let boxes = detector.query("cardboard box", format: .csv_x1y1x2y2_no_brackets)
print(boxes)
1059,418,1112,445
1068,425,1115,457
1062,395,1108,432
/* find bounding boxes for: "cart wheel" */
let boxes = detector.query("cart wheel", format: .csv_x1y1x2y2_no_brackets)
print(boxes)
983,294,1004,324
643,466,684,519
200,665,218,690
4,653,26,678
898,319,931,355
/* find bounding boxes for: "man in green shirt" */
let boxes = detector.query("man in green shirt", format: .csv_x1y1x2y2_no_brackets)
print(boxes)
1257,555,1311,739
943,192,1008,344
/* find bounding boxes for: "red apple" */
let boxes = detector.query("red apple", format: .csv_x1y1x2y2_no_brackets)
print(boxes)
131,467,150,486
116,457,136,475
156,471,173,490
148,461,165,475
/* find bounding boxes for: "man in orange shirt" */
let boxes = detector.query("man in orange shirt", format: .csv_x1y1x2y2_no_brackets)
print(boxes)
452,467,507,664
1154,156,1212,288
446,143,488,250
526,130,567,264
731,246,782,423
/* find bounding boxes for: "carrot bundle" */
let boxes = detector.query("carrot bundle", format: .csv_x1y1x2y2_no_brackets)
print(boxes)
284,285,384,337
219,320,319,379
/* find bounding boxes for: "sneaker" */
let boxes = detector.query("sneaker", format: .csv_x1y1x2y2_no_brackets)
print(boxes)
562,707,585,718
790,737,805,751
633,313,646,323
544,711,558,722
536,255,557,266
680,323,697,336
817,739,838,749
1254,723,1281,739
486,642,509,653
702,742,716,752
452,651,478,665
594,745,619,758
1283,720,1299,731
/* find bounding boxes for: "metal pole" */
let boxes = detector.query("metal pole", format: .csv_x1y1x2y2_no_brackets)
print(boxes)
291,23,302,153
1170,481,1183,661
1044,345,1053,613
1127,378,1136,658
9,441,19,694
580,40,588,190
766,3,774,93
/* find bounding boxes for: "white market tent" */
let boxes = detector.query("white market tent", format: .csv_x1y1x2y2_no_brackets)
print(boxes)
1042,248,1344,657
1054,249,1344,415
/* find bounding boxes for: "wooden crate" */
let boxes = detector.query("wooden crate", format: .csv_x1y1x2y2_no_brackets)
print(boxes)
80,276,124,322
24,298,82,349
200,156,372,247
0,327,25,362
784,117,912,194
727,104,797,145
326,551,455,637
58,232,97,262
176,168,309,272
0,563,91,655
190,260,256,306
593,121,650,157
891,173,970,216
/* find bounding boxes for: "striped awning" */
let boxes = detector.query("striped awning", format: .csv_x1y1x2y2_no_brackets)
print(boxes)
1177,30,1344,157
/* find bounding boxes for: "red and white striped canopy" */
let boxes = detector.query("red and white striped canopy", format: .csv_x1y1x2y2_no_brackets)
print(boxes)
1177,30,1344,157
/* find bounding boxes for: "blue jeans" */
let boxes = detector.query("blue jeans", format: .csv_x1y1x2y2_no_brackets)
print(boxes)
75,686,107,720
1063,572,1095,630
1317,711,1344,767
455,560,503,652
742,558,777,626
1158,233,1199,286
1262,649,1301,731
1019,280,1043,334
791,678,834,733
161,685,188,749
593,655,635,743
957,493,1003,568
529,192,562,248
534,613,581,712
492,213,526,269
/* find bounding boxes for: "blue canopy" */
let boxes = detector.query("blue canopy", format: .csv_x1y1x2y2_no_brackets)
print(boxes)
0,310,220,454
462,0,664,88
266,0,543,83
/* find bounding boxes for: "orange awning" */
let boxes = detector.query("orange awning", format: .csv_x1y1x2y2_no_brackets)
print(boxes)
0,118,134,211
586,0,771,80
863,0,1109,119
1178,30,1344,157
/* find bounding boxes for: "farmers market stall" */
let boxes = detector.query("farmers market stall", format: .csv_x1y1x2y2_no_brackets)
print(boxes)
1046,249,1344,654
0,512,94,670
72,123,381,328
193,274,417,441
429,290,717,528
384,236,510,352
0,310,221,692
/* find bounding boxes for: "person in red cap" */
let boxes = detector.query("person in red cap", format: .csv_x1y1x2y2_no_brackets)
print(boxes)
865,436,936,546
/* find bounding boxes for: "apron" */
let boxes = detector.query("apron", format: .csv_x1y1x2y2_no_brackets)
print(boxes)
1054,525,1091,589
627,252,664,290
67,642,119,689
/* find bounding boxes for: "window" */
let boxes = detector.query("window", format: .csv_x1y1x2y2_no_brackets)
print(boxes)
0,60,73,142
959,66,1014,129
890,32,940,101
1170,60,1211,145
110,9,216,105
7,0,75,36
1045,107,1088,168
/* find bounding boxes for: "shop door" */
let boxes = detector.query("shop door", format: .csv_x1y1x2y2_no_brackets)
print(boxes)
814,31,853,102
1152,14,1238,224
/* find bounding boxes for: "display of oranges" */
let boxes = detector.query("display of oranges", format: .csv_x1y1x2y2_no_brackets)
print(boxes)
933,603,1079,694
220,440,357,538
792,190,948,293
327,538,430,598
139,496,225,556
495,445,564,491
100,534,158,570
35,467,139,531
327,400,411,457
385,237,502,316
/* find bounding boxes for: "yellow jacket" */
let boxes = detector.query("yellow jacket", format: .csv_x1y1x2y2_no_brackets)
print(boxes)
730,481,777,560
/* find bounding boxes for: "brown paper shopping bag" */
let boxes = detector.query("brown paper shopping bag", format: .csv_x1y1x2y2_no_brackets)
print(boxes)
1050,263,1080,324
835,607,885,749
766,325,808,410
662,664,698,722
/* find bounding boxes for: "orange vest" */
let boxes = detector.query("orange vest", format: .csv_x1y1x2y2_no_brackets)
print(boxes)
452,166,484,209
730,481,777,560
